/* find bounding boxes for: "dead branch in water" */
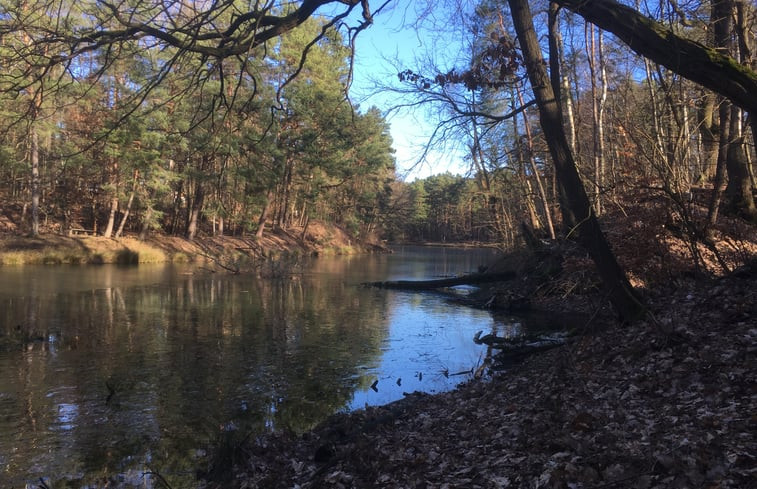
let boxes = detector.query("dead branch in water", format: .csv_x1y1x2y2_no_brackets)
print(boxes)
365,271,516,290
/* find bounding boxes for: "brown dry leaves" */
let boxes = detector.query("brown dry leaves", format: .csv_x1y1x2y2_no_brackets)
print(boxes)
203,262,756,489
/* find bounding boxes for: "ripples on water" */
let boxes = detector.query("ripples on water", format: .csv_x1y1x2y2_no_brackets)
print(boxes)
0,246,570,487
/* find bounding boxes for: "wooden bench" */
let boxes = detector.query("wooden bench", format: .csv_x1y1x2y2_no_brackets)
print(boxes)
69,227,96,236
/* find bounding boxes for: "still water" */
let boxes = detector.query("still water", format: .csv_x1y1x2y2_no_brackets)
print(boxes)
0,246,563,487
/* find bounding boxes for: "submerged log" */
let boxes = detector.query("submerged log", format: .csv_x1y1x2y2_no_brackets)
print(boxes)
366,271,516,290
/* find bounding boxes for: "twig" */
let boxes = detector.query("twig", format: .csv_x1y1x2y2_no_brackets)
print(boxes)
144,467,174,489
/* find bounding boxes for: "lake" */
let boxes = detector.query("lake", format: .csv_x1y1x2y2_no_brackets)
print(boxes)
0,246,568,487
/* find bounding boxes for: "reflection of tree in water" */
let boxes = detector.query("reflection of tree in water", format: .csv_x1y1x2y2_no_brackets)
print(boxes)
242,274,390,432
0,268,390,485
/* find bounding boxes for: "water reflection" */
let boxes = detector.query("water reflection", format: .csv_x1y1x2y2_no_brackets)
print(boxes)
0,246,571,487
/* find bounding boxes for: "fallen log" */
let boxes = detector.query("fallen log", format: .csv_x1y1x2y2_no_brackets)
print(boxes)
366,271,516,290
474,330,568,364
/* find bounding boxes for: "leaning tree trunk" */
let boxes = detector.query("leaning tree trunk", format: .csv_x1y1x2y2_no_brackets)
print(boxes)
255,191,273,239
548,4,577,155
115,169,139,238
515,86,556,239
508,0,645,322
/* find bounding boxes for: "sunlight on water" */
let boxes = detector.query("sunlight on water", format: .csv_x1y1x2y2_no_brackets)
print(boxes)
0,247,571,487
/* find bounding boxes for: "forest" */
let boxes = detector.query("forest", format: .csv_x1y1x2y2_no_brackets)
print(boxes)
0,0,755,301
0,10,398,242
1,1,755,487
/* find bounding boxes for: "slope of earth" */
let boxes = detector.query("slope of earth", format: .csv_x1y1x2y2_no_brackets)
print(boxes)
0,220,382,267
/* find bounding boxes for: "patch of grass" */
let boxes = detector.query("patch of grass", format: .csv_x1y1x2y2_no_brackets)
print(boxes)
318,244,356,256
0,238,170,265
116,249,140,265
0,252,25,265
117,238,167,263
2,250,32,265
42,253,63,265
63,253,85,264
172,252,191,263
1,248,90,265
136,248,167,263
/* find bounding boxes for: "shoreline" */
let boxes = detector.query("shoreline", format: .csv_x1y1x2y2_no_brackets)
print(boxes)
0,223,388,267
0,230,504,268
200,264,756,488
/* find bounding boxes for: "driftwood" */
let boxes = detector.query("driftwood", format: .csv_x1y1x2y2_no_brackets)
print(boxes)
474,330,567,363
366,271,516,290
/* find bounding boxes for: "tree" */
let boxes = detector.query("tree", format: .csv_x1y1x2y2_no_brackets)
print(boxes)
507,0,645,321
0,0,378,124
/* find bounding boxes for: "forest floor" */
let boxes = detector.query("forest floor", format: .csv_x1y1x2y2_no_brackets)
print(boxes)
198,200,757,489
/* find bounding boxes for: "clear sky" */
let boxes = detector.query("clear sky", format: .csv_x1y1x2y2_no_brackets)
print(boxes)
342,2,470,181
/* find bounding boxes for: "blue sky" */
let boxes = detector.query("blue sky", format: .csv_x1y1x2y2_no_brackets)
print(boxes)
342,2,470,180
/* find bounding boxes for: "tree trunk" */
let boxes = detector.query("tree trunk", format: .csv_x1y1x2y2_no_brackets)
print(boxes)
300,213,310,242
515,86,557,239
115,169,139,238
102,196,118,238
734,0,757,154
30,130,40,237
548,4,577,155
186,181,204,241
705,101,731,234
368,271,517,290
697,93,719,183
725,136,757,223
255,192,273,239
711,0,756,222
547,3,580,232
590,28,608,215
587,22,602,215
276,157,295,228
508,0,645,322
138,206,152,240
102,157,120,238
